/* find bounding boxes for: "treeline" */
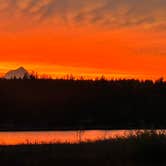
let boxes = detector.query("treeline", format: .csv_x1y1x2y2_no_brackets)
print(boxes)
0,78,166,130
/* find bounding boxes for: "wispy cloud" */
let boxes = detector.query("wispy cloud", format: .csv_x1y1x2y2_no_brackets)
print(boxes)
0,0,166,30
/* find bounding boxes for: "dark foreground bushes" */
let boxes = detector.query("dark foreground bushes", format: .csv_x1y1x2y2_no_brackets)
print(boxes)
0,131,166,166
0,78,166,130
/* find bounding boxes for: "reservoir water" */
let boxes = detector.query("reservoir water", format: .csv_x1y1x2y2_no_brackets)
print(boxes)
0,130,162,145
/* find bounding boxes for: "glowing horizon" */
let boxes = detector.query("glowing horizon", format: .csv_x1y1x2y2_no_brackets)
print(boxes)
0,62,165,81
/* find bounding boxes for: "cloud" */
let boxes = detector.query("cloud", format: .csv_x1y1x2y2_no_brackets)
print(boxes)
0,0,166,30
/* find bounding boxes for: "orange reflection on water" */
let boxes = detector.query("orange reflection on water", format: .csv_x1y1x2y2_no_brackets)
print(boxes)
0,130,131,145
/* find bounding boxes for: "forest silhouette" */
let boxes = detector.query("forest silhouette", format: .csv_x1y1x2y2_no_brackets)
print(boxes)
0,77,166,130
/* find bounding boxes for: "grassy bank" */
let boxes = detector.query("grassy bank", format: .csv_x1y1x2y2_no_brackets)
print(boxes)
0,131,166,166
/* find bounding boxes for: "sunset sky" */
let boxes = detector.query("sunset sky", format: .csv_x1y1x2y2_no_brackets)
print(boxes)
0,0,166,79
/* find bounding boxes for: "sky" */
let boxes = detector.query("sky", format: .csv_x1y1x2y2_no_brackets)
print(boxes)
0,0,166,79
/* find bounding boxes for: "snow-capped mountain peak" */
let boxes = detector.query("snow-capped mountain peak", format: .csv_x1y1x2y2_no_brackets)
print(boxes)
4,67,30,79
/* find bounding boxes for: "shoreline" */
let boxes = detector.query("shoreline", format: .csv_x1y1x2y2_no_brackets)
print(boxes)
0,131,166,166
0,127,166,132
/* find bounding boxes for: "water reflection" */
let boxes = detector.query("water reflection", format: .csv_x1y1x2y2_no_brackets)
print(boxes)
0,130,162,145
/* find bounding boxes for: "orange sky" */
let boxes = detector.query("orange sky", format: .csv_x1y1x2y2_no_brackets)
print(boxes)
0,0,166,80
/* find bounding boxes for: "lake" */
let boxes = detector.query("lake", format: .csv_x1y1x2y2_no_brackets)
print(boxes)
0,130,163,145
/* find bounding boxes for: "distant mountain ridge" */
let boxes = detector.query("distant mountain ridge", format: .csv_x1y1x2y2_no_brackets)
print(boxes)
4,67,30,79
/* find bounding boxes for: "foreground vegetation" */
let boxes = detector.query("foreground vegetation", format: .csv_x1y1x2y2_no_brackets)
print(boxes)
0,78,166,130
0,131,166,166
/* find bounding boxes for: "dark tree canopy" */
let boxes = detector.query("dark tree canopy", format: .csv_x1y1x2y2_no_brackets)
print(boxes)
0,78,165,130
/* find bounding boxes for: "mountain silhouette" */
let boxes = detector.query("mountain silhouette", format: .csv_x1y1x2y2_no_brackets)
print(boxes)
4,67,30,79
